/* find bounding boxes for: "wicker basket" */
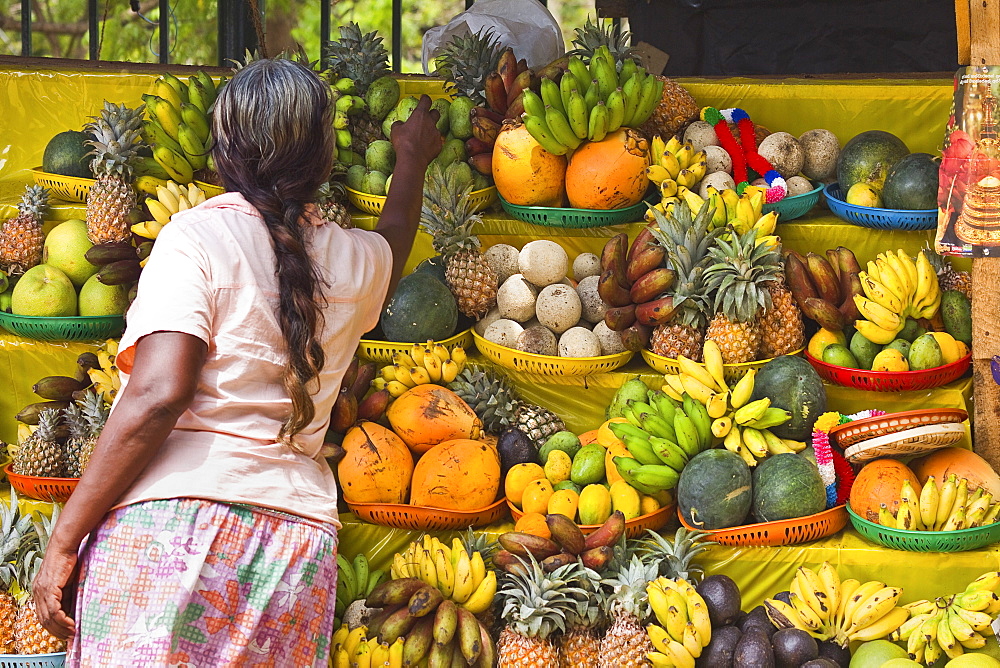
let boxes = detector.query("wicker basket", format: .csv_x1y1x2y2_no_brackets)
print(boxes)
6,465,78,503
642,348,803,384
0,652,67,668
829,408,969,449
824,183,938,230
0,312,124,342
804,350,971,392
842,423,967,463
357,328,474,365
762,183,822,221
348,186,497,216
847,503,1000,552
345,497,507,531
508,501,675,538
30,168,93,203
472,330,633,376
677,505,849,547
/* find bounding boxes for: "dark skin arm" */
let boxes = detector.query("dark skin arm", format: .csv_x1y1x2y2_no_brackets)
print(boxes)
375,94,444,306
33,331,207,639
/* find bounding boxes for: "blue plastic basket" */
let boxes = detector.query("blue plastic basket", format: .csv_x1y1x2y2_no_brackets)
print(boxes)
824,183,938,230
762,183,823,221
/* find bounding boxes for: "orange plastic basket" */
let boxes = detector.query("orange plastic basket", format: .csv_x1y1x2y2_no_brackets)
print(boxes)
677,505,848,547
5,464,78,503
345,497,508,531
804,351,971,392
508,501,676,538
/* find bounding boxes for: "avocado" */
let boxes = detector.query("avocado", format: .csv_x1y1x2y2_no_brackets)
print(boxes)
773,590,792,605
733,626,774,667
800,660,840,668
696,574,743,628
817,639,852,667
695,625,741,668
771,627,819,668
738,605,777,640
496,428,538,481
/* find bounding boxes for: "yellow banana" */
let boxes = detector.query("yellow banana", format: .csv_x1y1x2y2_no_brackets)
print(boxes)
706,392,729,420
795,566,833,624
660,179,679,199
646,164,671,183
733,398,771,426
646,584,673,625
710,416,733,439
947,606,980,643
899,479,922,530
881,252,914,303
131,220,161,240
422,349,442,382
660,151,682,179
840,580,885,633
913,248,939,313
386,381,409,398
688,155,707,181
343,625,367,659
676,354,722,392
893,611,933,642
835,579,861,629
461,570,496,614
434,547,454,599
408,366,430,386
919,476,939,529
440,359,460,383
849,606,909,643
679,374,715,406
858,271,904,313
762,429,794,455
741,427,768,459
674,143,695,170
152,78,183,111
874,258,908,304
788,592,824,631
846,586,902,634
146,198,174,226
664,136,683,155
135,175,169,197
937,607,962,659
729,369,756,409
753,211,779,236
816,562,841,622
853,319,903,346
469,551,487,594
681,622,702,659
854,294,902,330
387,638,404,668
392,365,414,388
953,604,995,632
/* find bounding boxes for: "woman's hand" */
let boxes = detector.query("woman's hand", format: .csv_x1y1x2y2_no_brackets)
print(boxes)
390,95,444,171
33,545,78,638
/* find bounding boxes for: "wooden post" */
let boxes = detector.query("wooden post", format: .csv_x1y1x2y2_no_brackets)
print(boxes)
967,0,1000,467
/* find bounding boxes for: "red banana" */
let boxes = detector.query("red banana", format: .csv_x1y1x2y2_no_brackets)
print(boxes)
340,356,360,395
516,58,529,74
805,252,842,305
580,545,615,571
541,552,577,572
836,246,862,275
471,116,500,144
497,531,561,560
784,252,819,305
598,269,633,307
497,48,518,94
801,297,846,331
618,323,652,351
468,152,493,175
506,69,538,109
504,94,525,120
826,249,842,281
357,388,391,422
484,71,508,114
329,388,358,433
472,105,505,125
601,233,629,275
626,245,668,284
492,549,528,575
583,510,626,550
838,272,863,321
545,513,586,555
465,137,493,157
536,55,570,81
626,224,657,263
349,361,377,401
629,268,676,304
635,296,678,326
604,304,637,331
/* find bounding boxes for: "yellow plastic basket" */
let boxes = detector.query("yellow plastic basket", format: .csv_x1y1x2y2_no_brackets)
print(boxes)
346,186,497,216
30,168,93,203
357,328,474,365
641,348,805,383
471,330,633,376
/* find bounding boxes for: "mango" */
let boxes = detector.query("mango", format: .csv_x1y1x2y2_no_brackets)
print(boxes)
606,378,650,419
553,480,582,494
445,160,474,192
849,330,881,370
609,480,642,520
908,333,944,370
364,140,395,174
448,95,475,140
639,494,661,516
504,462,545,508
570,444,606,486
822,342,860,368
364,75,401,121
578,483,613,525
430,97,451,135
929,331,962,364
941,289,972,346
871,348,909,372
543,449,572,486
538,431,581,464
898,316,927,342
521,478,554,515
472,172,491,191
605,440,632,485
547,488,580,520
846,182,882,207
808,328,847,359
360,170,388,196
432,138,467,169
883,338,911,359
345,164,366,191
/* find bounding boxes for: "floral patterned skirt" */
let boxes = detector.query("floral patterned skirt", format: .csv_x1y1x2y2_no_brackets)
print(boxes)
68,498,338,668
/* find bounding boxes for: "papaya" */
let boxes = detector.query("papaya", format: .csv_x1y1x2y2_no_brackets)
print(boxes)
337,422,414,504
387,384,483,454
410,439,500,510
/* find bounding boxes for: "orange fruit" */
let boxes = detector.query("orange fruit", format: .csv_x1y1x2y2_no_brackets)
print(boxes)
514,512,551,540
578,429,600,446
504,463,545,508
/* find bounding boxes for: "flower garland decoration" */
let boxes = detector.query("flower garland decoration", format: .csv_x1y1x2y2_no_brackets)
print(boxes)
811,409,884,507
701,106,788,203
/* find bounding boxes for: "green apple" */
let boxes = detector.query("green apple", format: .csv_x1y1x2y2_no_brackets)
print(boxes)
78,273,129,316
42,219,99,288
11,264,77,316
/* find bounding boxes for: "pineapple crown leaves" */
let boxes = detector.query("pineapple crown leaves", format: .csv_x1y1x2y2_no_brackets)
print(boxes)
567,16,640,68
601,553,660,621
419,162,484,258
62,402,88,441
79,389,110,439
85,101,147,179
322,22,389,93
433,28,505,106
33,408,63,442
459,526,498,564
16,185,51,220
636,528,714,584
563,563,606,630
447,363,521,433
704,228,782,323
498,554,591,640
0,490,35,590
649,201,721,276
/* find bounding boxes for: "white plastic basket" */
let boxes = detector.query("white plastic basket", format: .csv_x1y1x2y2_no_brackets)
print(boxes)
0,653,66,668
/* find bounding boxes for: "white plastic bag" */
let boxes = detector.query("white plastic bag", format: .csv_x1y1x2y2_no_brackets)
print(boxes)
422,0,565,75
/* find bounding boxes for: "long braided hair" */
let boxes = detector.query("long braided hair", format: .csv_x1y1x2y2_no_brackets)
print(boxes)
211,59,334,444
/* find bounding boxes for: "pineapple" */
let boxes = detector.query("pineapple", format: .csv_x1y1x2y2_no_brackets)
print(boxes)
420,162,498,318
14,507,66,655
62,401,87,479
924,246,972,299
433,28,505,107
567,16,640,66
559,566,605,668
316,179,352,229
638,77,701,141
12,409,66,478
759,276,805,358
76,389,110,475
597,554,659,668
448,364,520,434
703,229,783,364
85,101,146,244
0,185,49,275
636,527,713,582
497,558,590,668
648,202,722,362
324,22,390,149
513,403,566,448
0,490,34,653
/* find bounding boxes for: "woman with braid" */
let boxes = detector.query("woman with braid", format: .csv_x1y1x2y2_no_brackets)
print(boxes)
33,58,443,666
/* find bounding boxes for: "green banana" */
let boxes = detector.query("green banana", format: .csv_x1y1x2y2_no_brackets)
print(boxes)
366,569,387,597
621,73,642,127
353,553,370,600
606,88,626,133
734,398,772,426
584,79,601,111
180,102,211,142
592,53,618,100
141,119,185,157
520,89,546,120
337,554,358,604
567,57,592,93
153,145,195,183
540,78,565,115
682,394,712,451
673,411,700,459
631,463,680,491
160,72,189,102
623,435,664,466
176,123,208,170
186,78,213,116
609,421,653,442
588,101,610,142
567,90,589,140
132,155,172,181
632,75,664,128
618,58,638,87
745,407,792,430
612,456,661,496
523,113,570,156
196,70,217,99
640,413,677,442
142,94,182,141
623,405,645,429
648,391,679,424
545,106,583,150
648,436,688,470
560,70,580,113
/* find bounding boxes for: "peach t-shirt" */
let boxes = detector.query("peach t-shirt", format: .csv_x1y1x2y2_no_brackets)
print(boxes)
112,192,392,526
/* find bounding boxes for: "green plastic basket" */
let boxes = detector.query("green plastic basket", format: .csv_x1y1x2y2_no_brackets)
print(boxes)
762,183,823,221
498,194,652,228
847,503,1000,552
0,312,125,342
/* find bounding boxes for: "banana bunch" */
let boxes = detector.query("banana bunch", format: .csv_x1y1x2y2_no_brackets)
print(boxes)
645,576,713,667
892,571,1000,665
785,247,863,333
84,340,120,407
521,47,663,155
328,76,370,163
133,181,206,241
335,553,387,629
765,562,908,649
330,623,404,668
389,535,496,615
646,136,707,202
373,342,467,398
648,182,781,250
878,474,1000,532
851,249,941,345
362,574,495,667
607,388,713,493
661,340,804,468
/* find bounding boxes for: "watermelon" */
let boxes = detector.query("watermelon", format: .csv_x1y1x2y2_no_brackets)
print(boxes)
882,152,940,209
413,255,448,286
42,130,93,179
380,271,458,343
751,453,826,523
749,355,826,440
677,449,752,529
836,130,909,192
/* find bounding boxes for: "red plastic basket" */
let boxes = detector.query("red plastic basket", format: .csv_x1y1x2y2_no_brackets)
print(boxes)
804,351,971,392
5,464,78,503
